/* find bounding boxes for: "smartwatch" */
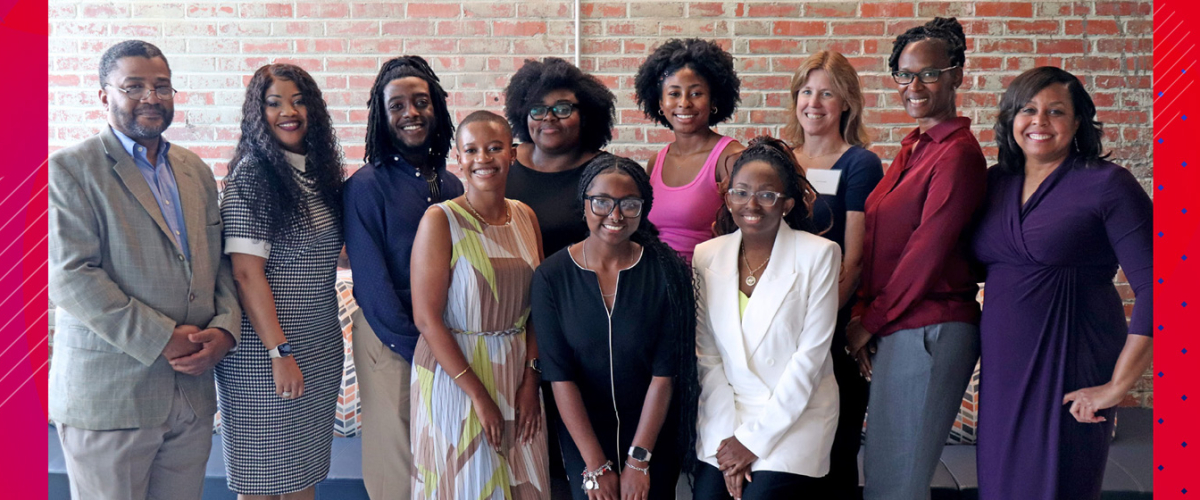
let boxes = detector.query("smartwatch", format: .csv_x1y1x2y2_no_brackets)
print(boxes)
627,446,652,463
268,342,293,359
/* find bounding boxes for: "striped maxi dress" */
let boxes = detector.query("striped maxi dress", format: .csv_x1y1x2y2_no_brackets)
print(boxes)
411,199,550,500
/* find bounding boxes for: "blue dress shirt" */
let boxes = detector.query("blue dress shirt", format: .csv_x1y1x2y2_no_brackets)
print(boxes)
111,126,190,260
343,155,465,361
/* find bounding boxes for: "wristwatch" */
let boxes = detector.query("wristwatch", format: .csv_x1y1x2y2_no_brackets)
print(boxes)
627,445,652,463
527,358,541,374
268,342,293,359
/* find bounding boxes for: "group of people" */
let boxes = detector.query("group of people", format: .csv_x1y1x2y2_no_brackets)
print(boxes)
49,15,1152,500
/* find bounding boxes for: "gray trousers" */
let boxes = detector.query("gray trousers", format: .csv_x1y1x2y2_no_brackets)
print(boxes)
351,308,413,500
863,321,979,500
58,385,213,500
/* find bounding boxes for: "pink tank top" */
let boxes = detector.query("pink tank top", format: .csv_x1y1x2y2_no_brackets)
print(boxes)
647,136,735,264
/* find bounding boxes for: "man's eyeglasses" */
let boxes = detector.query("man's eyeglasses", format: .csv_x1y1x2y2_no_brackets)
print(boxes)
891,66,959,85
107,84,178,101
529,101,576,121
586,195,644,218
726,188,787,207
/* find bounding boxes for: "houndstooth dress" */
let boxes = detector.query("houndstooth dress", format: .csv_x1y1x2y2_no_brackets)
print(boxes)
215,151,343,495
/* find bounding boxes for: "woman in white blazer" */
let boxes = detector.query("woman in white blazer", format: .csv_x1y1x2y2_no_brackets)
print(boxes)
692,137,841,500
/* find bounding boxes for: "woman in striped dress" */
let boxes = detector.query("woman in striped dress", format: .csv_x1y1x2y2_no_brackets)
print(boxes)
216,63,345,499
409,111,550,499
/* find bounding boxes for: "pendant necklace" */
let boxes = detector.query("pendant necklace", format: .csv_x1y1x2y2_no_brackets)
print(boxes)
740,241,770,286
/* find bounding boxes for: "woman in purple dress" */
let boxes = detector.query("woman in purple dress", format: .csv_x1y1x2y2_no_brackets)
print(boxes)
973,66,1153,500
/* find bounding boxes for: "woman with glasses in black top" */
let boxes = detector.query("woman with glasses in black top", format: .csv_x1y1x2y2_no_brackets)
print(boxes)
504,57,618,258
532,156,698,500
504,58,620,484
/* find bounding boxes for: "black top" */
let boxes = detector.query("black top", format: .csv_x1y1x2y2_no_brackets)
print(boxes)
809,145,884,251
505,152,615,257
531,244,680,495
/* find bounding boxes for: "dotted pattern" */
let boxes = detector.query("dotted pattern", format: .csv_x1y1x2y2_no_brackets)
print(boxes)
1156,1,1200,497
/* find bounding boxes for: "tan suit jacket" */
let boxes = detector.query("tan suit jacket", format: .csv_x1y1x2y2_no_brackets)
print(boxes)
48,126,241,430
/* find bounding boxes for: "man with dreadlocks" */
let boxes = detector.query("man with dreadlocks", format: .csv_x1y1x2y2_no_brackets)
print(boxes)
342,55,464,499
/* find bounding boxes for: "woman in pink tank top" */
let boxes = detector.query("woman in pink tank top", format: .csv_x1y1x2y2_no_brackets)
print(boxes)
635,39,745,263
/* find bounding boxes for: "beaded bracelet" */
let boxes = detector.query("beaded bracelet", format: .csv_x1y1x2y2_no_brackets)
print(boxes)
581,460,613,491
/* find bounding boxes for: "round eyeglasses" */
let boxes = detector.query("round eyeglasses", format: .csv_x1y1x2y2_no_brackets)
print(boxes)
891,66,959,85
107,84,178,101
529,101,577,121
726,188,786,207
586,195,644,218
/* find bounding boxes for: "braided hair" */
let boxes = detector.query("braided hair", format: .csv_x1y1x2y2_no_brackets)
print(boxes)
228,63,344,240
715,136,818,236
888,17,967,72
577,155,701,479
364,56,454,168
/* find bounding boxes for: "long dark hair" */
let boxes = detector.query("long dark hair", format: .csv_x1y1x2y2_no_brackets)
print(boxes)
994,66,1108,173
577,155,700,478
364,55,454,168
715,137,818,236
228,64,343,239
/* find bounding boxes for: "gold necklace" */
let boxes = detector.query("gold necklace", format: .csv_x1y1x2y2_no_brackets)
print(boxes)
463,195,510,226
740,241,770,286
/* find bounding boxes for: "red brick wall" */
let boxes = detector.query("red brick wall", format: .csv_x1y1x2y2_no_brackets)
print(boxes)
46,0,1154,406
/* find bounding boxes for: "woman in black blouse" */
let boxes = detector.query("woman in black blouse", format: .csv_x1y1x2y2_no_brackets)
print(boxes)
532,156,698,500
504,57,617,257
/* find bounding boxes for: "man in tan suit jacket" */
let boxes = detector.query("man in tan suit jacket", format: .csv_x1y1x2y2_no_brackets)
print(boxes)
48,40,241,500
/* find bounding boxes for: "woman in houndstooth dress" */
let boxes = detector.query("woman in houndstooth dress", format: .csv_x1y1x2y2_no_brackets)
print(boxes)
215,63,345,498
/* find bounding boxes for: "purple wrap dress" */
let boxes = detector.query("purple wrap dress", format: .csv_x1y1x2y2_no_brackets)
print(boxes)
971,156,1153,500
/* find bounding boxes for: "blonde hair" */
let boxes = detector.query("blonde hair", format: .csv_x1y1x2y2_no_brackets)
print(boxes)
782,51,871,148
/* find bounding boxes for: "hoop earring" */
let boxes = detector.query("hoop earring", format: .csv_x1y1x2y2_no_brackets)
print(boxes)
658,109,665,116
711,106,718,115
1074,136,1080,152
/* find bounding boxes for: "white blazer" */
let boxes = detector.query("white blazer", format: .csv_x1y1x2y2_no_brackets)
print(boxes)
693,224,841,477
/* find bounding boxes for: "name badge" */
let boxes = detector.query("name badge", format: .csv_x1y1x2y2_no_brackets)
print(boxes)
806,168,841,195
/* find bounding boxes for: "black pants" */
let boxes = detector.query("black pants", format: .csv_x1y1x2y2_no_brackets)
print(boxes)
693,462,828,500
819,305,870,499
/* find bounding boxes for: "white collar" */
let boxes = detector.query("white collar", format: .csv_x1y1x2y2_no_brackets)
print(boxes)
283,150,306,172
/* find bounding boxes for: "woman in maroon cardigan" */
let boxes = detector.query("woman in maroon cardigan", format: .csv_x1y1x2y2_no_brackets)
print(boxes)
845,17,987,500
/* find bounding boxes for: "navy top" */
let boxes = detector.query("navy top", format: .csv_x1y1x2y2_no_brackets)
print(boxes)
808,145,883,252
343,155,465,361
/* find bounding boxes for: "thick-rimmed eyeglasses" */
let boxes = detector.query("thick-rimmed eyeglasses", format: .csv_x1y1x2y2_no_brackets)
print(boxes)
529,101,576,121
586,195,644,218
726,188,786,207
891,66,959,85
106,84,178,101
